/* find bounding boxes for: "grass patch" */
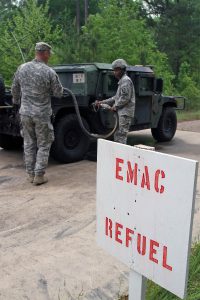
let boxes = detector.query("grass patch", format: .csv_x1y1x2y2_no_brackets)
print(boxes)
177,110,200,121
120,243,200,300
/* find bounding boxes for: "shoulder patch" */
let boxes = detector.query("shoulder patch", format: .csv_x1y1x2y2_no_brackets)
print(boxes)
121,85,129,95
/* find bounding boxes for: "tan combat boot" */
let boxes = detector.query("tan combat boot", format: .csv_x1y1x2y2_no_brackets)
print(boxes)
33,175,48,186
27,174,34,183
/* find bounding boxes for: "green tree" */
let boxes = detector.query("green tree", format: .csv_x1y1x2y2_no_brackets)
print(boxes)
37,0,99,33
177,62,200,110
79,0,174,93
0,0,62,82
11,0,100,65
0,0,16,18
142,0,200,84
0,0,18,32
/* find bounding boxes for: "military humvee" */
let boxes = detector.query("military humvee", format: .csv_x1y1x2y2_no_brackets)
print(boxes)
0,63,184,163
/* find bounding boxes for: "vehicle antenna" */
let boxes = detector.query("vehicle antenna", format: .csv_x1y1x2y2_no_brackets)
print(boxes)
10,31,26,63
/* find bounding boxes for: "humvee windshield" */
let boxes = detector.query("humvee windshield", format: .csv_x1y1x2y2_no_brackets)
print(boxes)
57,72,73,89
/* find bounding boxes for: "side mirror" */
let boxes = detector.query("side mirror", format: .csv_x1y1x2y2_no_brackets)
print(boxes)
155,78,163,93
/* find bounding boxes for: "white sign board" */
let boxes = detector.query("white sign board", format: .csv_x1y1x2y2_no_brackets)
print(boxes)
73,73,85,83
96,139,198,299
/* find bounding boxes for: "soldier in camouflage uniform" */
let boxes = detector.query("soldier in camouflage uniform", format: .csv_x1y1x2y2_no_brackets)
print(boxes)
96,59,135,144
11,42,63,185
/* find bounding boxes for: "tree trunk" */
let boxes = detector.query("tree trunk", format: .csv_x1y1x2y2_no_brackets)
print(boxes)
84,0,88,24
76,0,80,34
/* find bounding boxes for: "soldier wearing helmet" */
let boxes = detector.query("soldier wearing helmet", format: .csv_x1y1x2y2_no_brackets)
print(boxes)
11,42,63,185
96,58,135,144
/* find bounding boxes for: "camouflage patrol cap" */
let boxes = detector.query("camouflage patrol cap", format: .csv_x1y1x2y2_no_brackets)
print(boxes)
112,59,127,69
35,42,53,52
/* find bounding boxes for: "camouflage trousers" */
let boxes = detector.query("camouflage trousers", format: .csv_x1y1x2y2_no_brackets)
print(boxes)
114,115,132,144
20,115,54,176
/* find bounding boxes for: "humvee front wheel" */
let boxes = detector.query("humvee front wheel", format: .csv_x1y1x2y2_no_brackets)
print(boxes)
51,114,90,163
151,107,177,142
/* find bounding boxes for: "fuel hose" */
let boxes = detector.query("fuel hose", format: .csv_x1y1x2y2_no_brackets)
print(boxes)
63,87,119,139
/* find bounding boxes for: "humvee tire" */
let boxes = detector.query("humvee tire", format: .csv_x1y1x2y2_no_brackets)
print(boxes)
0,77,5,105
51,114,90,163
0,134,22,150
151,107,177,142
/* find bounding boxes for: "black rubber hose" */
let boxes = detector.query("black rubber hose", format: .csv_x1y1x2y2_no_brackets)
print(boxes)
63,87,119,139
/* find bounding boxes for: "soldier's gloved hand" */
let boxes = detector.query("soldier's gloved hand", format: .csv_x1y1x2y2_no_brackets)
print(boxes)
110,105,117,112
100,103,111,110
94,100,103,107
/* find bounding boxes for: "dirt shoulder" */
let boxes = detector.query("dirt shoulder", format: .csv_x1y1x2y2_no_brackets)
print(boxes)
177,120,200,132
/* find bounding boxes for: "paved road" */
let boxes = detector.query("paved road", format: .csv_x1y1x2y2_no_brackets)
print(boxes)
0,126,199,300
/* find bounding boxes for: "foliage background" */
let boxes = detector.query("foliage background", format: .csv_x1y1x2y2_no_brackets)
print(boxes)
0,0,200,110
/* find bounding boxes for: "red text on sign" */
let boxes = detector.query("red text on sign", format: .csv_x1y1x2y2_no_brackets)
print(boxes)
105,217,173,271
115,158,166,194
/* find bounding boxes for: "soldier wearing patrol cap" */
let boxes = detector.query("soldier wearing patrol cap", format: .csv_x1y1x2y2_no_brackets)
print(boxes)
96,58,135,144
35,42,53,53
11,42,63,185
